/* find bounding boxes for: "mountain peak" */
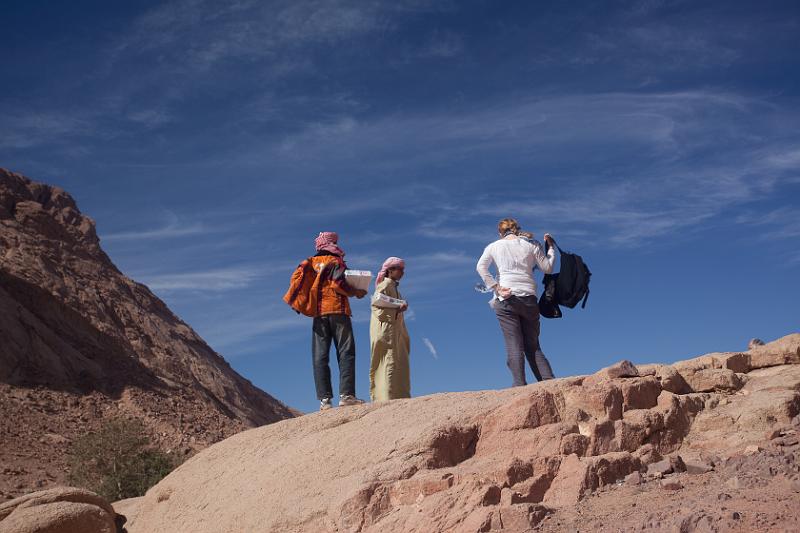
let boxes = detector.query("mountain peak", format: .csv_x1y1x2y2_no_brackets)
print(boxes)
0,168,295,499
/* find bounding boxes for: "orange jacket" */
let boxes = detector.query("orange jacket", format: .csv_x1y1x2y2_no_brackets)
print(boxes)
309,253,353,316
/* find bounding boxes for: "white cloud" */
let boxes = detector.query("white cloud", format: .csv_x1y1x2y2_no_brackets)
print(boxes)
418,30,463,58
0,112,94,149
114,0,441,72
407,251,475,268
260,91,771,172
102,210,210,242
137,266,264,291
197,309,308,351
736,207,800,241
127,109,173,128
422,337,438,359
766,149,800,170
103,222,206,242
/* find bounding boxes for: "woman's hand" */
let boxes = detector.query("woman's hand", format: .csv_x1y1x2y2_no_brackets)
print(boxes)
543,233,555,247
399,303,408,312
496,286,512,298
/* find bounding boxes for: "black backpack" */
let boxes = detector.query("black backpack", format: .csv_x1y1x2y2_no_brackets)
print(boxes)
539,240,591,319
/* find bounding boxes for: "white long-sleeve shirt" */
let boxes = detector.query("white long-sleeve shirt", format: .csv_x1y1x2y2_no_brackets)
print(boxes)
476,237,556,298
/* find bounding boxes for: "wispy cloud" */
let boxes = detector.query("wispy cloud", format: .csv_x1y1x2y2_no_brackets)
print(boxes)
127,108,173,129
0,112,94,150
408,251,475,269
113,0,443,73
766,149,800,170
201,311,308,351
103,223,206,242
736,206,800,241
271,92,791,249
137,266,264,292
102,212,207,242
487,143,800,247
422,337,438,359
259,91,773,171
399,250,479,295
417,29,464,59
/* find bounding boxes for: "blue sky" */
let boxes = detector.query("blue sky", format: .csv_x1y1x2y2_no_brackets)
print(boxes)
1,0,799,414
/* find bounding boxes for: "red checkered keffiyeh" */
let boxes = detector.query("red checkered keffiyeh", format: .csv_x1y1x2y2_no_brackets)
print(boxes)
314,231,345,257
376,256,405,284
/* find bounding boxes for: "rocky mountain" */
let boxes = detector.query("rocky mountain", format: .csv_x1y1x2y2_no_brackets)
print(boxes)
0,168,296,499
120,334,800,533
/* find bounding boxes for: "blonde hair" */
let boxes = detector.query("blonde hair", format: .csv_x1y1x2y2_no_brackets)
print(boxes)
498,218,520,236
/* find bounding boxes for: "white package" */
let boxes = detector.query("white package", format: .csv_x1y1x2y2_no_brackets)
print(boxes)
344,270,372,291
372,292,406,308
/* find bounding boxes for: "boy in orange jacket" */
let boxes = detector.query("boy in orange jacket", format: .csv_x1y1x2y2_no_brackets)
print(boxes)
309,232,367,411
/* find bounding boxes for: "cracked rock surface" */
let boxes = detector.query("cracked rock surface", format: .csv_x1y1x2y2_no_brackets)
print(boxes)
126,335,800,532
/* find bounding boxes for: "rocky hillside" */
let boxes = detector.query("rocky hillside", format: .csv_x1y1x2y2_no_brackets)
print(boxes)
0,168,295,499
123,334,800,533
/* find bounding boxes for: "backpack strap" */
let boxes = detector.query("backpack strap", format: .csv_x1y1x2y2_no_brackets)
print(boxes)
581,287,590,308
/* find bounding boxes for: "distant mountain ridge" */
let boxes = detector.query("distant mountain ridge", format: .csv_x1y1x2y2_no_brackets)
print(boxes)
0,167,295,499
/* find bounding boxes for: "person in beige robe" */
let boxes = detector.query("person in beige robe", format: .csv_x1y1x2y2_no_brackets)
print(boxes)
370,257,410,401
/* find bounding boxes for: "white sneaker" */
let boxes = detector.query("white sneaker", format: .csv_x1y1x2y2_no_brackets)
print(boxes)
320,398,333,411
339,394,365,407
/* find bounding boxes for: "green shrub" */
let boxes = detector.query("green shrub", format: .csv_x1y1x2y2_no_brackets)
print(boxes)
67,418,180,501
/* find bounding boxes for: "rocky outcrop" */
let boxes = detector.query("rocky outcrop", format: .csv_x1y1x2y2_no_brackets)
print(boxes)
0,168,295,498
0,487,120,533
124,334,800,533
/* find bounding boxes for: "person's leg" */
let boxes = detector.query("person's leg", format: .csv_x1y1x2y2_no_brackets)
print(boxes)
534,349,555,380
311,316,334,400
518,297,555,381
493,298,527,386
330,314,356,397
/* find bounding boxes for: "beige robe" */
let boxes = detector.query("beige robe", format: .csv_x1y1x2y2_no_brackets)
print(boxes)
369,278,411,401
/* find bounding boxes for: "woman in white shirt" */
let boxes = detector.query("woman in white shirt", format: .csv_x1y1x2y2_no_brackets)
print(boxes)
476,218,556,386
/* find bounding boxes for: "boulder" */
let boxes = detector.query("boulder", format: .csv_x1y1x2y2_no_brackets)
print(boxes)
584,360,639,385
563,382,624,421
0,487,118,533
620,376,662,411
682,368,744,393
657,365,693,395
748,334,800,369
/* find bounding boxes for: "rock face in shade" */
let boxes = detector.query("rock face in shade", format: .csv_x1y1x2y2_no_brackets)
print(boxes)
0,168,296,499
125,334,800,533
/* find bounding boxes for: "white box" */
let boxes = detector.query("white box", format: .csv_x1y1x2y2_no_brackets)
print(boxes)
372,292,406,308
344,270,372,291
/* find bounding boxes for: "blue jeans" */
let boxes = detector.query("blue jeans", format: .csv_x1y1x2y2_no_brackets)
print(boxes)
312,314,356,400
492,295,555,386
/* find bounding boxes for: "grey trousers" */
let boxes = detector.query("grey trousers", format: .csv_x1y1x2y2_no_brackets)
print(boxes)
492,295,555,386
312,314,356,400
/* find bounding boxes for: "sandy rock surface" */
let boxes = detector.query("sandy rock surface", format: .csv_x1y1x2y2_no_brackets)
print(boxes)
125,334,800,532
0,168,296,498
0,487,119,533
